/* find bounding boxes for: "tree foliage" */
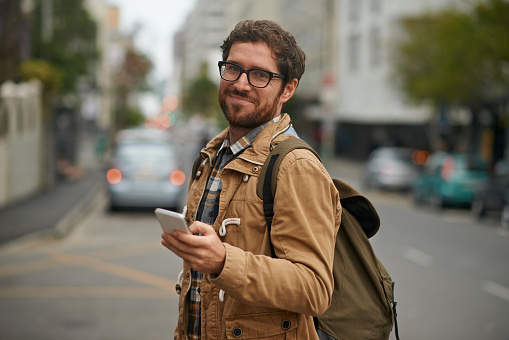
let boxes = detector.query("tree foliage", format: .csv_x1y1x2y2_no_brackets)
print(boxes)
123,106,146,128
474,0,509,102
19,58,63,93
117,46,153,95
115,46,153,130
392,0,509,109
183,62,224,125
27,0,98,94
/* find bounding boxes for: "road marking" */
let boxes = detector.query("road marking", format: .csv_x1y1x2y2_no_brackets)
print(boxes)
85,241,163,260
0,259,62,278
51,251,176,291
481,280,509,303
0,242,164,278
0,286,175,298
403,246,433,267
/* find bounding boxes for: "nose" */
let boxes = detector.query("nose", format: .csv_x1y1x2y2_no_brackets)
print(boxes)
234,72,251,91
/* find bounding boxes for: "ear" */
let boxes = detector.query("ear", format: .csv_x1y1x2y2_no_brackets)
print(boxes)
279,78,299,105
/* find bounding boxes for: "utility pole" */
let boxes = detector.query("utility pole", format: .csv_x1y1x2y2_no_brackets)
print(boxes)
320,0,337,160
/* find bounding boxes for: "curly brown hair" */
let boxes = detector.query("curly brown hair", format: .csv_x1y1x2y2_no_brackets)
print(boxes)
220,20,306,86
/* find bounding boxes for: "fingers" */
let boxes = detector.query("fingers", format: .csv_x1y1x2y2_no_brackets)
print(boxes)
160,222,226,275
188,221,215,236
161,232,194,258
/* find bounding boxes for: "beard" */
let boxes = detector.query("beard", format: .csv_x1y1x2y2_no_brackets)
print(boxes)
218,85,282,129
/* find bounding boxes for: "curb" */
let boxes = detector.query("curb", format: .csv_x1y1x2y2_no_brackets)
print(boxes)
0,183,107,256
53,182,107,238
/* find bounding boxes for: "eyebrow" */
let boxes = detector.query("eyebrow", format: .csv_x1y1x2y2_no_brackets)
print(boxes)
226,60,278,73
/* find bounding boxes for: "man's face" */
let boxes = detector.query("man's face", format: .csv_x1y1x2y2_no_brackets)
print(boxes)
218,42,295,130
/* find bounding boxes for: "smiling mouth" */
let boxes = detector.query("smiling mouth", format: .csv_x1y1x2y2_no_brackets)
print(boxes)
228,91,256,105
230,96,252,105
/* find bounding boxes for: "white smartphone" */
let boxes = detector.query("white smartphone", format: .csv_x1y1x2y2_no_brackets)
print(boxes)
154,208,191,234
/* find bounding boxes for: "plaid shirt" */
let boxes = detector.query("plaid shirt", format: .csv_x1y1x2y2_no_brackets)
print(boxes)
187,116,281,339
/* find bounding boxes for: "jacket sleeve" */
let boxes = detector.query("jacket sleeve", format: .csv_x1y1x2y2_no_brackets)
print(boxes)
210,150,341,315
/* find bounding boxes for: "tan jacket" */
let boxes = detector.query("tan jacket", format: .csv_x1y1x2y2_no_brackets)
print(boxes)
175,114,341,339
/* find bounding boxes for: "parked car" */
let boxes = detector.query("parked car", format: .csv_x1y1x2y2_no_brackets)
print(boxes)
106,130,186,211
363,147,425,191
412,152,489,208
472,161,509,225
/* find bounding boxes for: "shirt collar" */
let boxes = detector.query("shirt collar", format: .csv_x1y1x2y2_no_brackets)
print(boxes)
219,115,282,156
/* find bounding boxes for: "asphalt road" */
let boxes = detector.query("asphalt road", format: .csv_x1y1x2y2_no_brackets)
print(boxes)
367,191,509,340
0,190,182,340
0,155,508,339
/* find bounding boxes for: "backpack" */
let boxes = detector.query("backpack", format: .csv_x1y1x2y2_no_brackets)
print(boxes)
256,137,400,340
190,137,400,340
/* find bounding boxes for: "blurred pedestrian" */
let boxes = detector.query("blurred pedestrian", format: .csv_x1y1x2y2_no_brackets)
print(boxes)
162,19,340,339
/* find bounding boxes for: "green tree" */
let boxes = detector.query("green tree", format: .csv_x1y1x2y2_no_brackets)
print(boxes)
392,0,509,158
393,8,478,107
474,0,509,101
0,0,23,84
183,62,225,127
123,106,146,128
115,46,153,130
26,0,98,93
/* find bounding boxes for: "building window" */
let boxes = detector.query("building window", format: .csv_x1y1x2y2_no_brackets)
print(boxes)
371,0,382,13
349,0,362,21
348,33,361,72
370,27,382,67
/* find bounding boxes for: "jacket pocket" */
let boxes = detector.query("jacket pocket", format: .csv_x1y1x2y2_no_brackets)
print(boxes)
225,312,298,339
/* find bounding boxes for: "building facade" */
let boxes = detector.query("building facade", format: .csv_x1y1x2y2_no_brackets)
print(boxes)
173,0,465,159
336,0,464,159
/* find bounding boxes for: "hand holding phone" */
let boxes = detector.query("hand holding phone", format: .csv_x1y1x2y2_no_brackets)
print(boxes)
155,208,190,234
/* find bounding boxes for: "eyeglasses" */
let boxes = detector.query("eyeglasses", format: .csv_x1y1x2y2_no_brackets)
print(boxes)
218,61,286,88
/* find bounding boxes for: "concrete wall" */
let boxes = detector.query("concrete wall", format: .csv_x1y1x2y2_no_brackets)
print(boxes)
0,80,44,208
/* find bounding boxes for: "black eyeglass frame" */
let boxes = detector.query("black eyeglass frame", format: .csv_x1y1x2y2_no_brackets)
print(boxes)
218,61,286,88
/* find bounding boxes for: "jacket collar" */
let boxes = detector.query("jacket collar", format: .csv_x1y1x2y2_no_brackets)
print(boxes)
202,114,293,164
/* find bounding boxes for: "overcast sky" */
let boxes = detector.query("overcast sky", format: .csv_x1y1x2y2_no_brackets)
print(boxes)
107,0,196,78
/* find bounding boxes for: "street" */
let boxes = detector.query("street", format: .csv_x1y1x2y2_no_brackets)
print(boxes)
367,192,509,340
0,190,182,340
1,173,509,339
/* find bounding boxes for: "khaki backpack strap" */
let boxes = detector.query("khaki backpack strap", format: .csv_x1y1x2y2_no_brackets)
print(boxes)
189,152,207,190
256,137,320,199
256,137,320,257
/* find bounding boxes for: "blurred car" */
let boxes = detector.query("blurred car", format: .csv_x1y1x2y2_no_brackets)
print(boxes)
471,161,509,224
363,147,425,191
412,152,489,208
106,131,186,211
115,127,173,144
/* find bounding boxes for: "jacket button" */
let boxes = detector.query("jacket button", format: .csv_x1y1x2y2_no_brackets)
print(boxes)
232,327,242,337
282,320,291,330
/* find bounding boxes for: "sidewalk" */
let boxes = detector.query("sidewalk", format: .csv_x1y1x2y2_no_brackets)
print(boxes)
0,132,106,250
0,169,105,247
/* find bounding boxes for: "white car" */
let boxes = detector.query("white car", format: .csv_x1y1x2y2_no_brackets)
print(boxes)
106,131,186,211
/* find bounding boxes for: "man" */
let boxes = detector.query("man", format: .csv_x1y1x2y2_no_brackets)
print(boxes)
162,20,341,339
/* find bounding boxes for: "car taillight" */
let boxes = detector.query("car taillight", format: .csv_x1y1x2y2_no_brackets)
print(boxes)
441,156,455,181
412,150,430,165
107,168,122,184
170,170,186,186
